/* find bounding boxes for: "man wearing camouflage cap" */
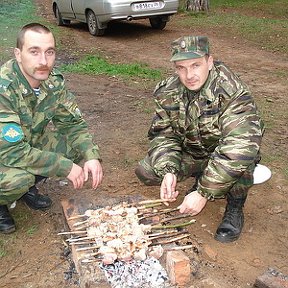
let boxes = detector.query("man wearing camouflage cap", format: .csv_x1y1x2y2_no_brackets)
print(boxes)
135,36,264,243
0,23,103,233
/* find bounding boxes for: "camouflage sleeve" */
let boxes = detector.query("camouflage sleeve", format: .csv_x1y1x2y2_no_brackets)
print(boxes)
147,78,183,178
52,87,101,162
0,84,73,177
198,88,263,199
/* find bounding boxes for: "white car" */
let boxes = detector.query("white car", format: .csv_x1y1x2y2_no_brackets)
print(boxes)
52,0,179,36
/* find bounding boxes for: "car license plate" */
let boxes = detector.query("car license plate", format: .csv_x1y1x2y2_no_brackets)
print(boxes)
132,1,162,11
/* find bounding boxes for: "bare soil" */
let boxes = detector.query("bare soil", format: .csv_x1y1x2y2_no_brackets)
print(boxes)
0,1,287,288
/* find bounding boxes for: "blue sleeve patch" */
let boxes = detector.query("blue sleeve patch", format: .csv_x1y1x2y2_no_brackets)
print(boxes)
2,124,24,143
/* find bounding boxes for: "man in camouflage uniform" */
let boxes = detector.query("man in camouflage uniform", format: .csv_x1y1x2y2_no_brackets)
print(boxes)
135,36,264,243
0,23,103,233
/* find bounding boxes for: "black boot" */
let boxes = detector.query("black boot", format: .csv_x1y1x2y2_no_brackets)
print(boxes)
0,205,16,234
214,193,247,243
21,185,52,210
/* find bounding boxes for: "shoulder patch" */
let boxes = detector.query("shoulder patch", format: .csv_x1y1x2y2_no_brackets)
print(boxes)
2,123,24,143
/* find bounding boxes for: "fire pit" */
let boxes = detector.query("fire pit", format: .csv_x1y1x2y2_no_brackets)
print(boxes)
59,195,196,287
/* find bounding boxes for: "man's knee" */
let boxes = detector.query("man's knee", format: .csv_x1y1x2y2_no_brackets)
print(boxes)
135,163,161,186
0,169,35,205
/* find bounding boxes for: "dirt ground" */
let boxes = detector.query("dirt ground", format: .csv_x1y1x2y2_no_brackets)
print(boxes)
0,0,287,287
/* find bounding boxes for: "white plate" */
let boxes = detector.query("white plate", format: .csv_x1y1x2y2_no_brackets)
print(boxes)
253,164,272,184
132,2,163,11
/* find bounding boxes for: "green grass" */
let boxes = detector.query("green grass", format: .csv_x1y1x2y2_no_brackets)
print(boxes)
60,55,162,80
178,0,288,54
0,239,7,258
0,0,54,63
26,224,38,236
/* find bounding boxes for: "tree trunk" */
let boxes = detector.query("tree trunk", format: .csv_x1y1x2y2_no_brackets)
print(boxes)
186,0,209,12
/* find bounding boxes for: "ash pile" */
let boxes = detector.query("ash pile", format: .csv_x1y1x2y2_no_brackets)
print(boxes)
60,198,196,288
100,257,171,288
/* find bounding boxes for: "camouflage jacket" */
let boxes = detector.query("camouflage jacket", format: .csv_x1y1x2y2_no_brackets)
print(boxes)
148,61,264,199
0,59,100,178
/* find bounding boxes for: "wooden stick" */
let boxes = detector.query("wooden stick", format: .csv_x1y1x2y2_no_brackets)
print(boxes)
137,203,163,209
81,251,100,259
136,198,176,205
76,246,100,252
57,231,87,235
68,214,86,220
73,219,89,227
147,230,178,237
151,234,190,245
164,244,194,251
73,225,89,231
151,219,196,229
66,236,95,242
81,258,102,263
139,207,179,219
159,214,192,223
69,241,96,245
149,231,188,241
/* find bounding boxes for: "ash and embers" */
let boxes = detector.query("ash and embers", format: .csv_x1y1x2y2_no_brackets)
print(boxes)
100,257,173,288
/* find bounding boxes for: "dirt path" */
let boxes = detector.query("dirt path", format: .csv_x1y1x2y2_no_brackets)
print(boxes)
0,1,287,287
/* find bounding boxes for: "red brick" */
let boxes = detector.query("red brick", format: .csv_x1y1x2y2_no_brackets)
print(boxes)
166,250,191,286
254,268,288,288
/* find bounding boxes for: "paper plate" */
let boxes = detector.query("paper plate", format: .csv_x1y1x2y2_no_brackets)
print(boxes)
253,164,272,184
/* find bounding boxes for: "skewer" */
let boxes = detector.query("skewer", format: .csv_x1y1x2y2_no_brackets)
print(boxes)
138,207,179,219
69,241,96,245
147,230,178,237
160,214,193,223
81,251,100,258
151,234,190,245
57,231,87,235
73,219,89,227
137,203,163,209
136,199,176,205
81,258,103,263
73,225,89,231
68,214,86,220
151,219,196,229
164,244,194,251
66,236,95,242
76,246,100,252
149,231,188,241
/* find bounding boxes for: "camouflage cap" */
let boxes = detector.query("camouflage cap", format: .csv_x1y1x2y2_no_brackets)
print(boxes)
170,36,209,62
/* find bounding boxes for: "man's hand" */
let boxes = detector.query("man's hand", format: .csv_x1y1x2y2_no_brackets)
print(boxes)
83,159,103,189
178,191,207,215
160,173,179,201
67,163,85,189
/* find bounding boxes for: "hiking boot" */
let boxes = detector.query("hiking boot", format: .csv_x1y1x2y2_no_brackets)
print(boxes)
214,193,247,243
0,205,16,234
21,185,52,210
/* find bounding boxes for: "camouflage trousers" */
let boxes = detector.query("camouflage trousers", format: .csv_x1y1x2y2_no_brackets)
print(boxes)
135,151,255,199
0,131,82,206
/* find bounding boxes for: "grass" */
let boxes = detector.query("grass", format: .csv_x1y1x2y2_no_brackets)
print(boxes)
60,55,162,80
178,0,288,54
0,239,7,258
26,224,38,236
61,0,287,79
0,0,56,64
0,208,38,258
